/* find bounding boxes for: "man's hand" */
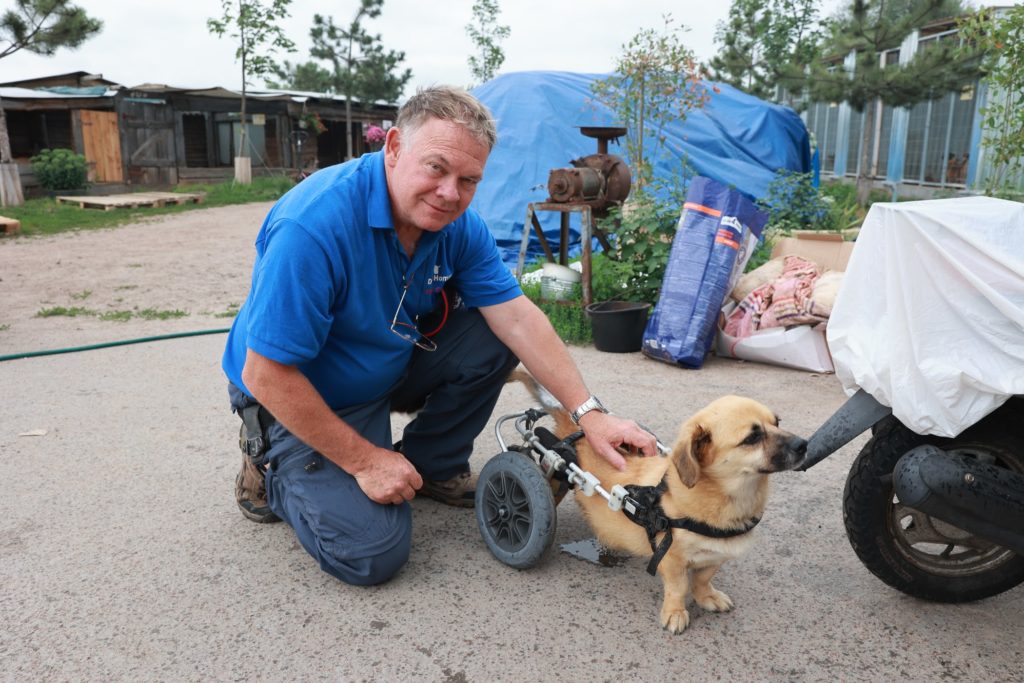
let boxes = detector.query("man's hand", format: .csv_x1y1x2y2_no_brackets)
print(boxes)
577,411,658,471
350,447,424,505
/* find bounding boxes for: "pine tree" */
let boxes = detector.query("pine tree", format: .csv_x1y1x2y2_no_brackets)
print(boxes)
793,0,980,202
709,0,820,107
307,0,412,160
0,0,103,206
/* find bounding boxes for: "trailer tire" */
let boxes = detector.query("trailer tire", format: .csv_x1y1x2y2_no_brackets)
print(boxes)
843,398,1024,602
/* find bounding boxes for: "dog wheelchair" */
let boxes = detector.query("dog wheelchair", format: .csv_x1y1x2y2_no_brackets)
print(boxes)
473,408,673,570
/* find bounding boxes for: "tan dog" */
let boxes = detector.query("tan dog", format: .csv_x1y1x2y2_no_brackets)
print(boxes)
516,374,807,633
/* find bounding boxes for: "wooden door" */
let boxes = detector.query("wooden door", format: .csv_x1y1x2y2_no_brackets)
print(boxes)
80,110,123,182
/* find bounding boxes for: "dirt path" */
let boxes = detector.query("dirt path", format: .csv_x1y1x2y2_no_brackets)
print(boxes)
0,202,274,355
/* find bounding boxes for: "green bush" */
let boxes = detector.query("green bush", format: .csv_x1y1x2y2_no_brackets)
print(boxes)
758,171,862,237
521,280,591,345
30,148,89,191
596,192,682,305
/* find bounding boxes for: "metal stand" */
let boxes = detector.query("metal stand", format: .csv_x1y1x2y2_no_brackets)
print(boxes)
515,202,614,308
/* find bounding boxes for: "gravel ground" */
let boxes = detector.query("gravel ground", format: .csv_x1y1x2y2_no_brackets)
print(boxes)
1,204,1020,682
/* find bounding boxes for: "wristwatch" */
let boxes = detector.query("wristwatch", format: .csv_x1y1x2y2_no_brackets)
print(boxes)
570,395,608,425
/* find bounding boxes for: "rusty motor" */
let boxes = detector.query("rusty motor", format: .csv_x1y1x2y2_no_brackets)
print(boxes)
546,127,631,214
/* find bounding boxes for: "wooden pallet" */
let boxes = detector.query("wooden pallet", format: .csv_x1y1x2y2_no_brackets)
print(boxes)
0,214,21,235
55,192,206,211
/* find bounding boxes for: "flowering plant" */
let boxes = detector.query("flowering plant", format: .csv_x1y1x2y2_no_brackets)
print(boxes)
364,124,386,145
299,111,327,135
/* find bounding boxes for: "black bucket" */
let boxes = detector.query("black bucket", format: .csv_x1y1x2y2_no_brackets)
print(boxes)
586,301,651,353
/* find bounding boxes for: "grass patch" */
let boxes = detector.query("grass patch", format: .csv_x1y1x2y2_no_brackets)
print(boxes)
136,308,188,320
2,176,294,237
98,310,133,322
0,324,10,331
37,306,95,317
214,303,241,318
69,289,92,300
35,306,189,322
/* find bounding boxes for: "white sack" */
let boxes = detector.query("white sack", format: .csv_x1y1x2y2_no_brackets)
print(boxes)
827,197,1024,437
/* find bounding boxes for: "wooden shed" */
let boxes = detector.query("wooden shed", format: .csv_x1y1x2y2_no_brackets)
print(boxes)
0,72,397,194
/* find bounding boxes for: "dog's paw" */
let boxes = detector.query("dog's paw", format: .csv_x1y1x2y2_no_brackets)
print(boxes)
695,588,734,613
660,606,691,634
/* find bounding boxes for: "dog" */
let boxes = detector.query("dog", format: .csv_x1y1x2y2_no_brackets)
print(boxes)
511,371,807,633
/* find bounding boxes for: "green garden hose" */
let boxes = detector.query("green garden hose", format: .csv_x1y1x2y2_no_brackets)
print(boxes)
0,328,230,362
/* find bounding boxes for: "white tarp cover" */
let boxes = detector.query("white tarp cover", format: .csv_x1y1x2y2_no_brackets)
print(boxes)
827,197,1024,437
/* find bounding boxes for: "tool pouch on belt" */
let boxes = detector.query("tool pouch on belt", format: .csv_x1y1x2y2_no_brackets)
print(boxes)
238,403,274,468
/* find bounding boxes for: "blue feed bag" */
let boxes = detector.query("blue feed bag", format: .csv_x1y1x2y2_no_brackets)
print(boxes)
642,177,767,369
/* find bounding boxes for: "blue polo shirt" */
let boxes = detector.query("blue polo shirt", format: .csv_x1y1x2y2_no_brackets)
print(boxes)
222,152,521,410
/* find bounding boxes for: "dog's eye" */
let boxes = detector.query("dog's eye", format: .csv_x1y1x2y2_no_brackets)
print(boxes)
740,426,763,446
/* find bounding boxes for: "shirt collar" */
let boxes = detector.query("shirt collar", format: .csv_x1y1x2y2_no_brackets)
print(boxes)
367,152,394,230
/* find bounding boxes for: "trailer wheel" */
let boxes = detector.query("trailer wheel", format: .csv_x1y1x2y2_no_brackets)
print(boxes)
844,399,1024,602
475,451,557,569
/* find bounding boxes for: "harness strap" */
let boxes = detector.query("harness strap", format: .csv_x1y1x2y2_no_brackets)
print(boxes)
622,479,761,576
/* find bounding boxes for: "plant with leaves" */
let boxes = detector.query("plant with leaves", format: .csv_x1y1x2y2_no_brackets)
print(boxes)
465,0,510,86
0,0,102,206
791,0,980,204
208,0,295,176
959,6,1024,194
30,147,87,190
596,186,690,306
708,0,821,107
591,16,709,191
590,18,708,304
305,1,412,159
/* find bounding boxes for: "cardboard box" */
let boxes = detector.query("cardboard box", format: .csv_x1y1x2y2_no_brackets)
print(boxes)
716,310,835,373
770,230,854,272
715,232,855,373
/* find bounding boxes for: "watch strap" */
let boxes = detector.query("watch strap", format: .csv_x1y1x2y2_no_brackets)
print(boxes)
570,395,608,425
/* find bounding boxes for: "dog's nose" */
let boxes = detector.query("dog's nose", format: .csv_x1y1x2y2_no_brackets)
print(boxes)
789,436,808,456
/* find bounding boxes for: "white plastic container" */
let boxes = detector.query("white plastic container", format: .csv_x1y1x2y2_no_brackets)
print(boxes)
539,263,581,301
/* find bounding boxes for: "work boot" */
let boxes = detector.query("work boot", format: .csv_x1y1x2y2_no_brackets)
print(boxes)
235,423,280,523
235,456,280,523
419,470,477,508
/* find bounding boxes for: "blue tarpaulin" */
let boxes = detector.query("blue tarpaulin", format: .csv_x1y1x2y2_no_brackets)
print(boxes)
469,71,811,265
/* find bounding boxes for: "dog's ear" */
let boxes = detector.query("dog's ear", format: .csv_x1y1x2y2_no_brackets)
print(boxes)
672,424,712,488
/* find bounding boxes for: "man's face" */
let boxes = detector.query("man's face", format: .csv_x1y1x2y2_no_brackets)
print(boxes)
383,117,489,233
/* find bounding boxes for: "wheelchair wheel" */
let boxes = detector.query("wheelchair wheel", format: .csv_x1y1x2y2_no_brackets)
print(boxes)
475,451,557,569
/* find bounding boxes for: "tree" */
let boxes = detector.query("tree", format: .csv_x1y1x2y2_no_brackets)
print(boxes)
0,0,102,206
794,0,980,203
822,0,966,38
590,17,711,303
708,0,821,107
958,6,1024,194
465,0,510,86
265,59,334,93
208,0,295,183
591,16,709,191
304,0,412,160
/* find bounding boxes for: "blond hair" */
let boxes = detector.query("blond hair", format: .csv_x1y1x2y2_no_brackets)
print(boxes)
395,85,497,151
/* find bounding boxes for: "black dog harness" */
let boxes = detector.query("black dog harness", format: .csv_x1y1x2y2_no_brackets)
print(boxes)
621,478,761,576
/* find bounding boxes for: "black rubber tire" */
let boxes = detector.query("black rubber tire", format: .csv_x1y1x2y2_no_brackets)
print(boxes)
475,451,557,569
843,397,1024,602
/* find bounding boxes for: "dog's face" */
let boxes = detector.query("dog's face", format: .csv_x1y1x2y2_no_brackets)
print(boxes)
670,395,807,487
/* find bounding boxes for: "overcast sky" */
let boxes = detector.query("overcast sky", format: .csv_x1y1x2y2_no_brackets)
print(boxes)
0,0,877,94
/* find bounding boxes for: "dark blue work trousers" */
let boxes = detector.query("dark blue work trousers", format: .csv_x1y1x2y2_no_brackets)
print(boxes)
229,307,517,585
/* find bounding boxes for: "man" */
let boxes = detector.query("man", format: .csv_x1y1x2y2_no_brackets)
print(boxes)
222,85,655,586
